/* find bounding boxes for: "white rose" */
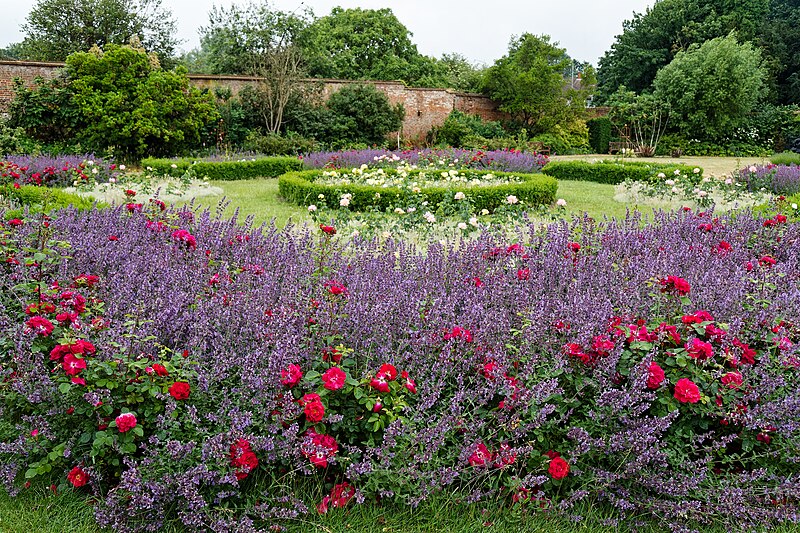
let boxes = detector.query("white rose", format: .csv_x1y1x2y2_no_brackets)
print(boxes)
119,164,126,171
307,204,317,212
454,191,466,201
506,195,519,205
725,179,733,185
749,166,757,173
91,167,98,174
340,198,350,207
423,212,436,223
394,208,405,214
698,190,707,198
469,217,479,227
556,198,567,207
171,164,178,169
792,203,798,210
407,207,416,213
87,160,94,165
657,173,666,179
412,186,421,193
109,178,116,184
693,168,701,174
673,169,681,175
665,179,675,186
481,209,489,216
318,194,325,199
457,222,468,230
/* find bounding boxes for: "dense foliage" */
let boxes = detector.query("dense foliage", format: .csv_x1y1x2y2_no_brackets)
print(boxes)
14,0,178,64
0,204,798,532
9,45,219,160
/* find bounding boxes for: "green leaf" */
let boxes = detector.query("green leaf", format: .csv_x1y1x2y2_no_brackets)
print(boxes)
24,468,38,479
58,382,72,394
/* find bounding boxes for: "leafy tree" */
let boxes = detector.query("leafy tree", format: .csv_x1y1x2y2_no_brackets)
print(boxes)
326,84,404,145
10,44,219,159
758,0,800,104
16,0,178,63
195,2,309,75
653,34,767,141
597,0,769,101
301,7,435,85
417,53,486,92
482,34,591,135
607,88,670,156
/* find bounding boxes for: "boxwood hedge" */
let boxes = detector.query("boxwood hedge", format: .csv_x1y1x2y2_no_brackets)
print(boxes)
278,169,557,212
542,160,702,184
141,156,304,181
2,185,103,220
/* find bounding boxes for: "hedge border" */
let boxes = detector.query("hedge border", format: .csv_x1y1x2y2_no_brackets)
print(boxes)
278,169,558,212
542,160,703,185
2,185,104,220
140,156,304,181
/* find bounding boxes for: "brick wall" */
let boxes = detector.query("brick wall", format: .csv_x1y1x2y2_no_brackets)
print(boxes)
0,60,508,140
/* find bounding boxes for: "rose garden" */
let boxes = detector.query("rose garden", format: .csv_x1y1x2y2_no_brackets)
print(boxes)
2,1,800,532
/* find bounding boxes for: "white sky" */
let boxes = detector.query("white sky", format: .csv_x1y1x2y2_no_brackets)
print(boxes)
0,0,655,66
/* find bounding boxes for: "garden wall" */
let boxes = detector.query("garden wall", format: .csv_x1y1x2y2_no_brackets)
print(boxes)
0,60,507,141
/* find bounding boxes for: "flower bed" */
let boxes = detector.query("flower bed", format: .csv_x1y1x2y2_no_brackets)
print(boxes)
141,156,304,181
278,168,557,212
300,148,549,173
0,155,118,188
542,160,701,184
1,205,799,531
736,164,800,195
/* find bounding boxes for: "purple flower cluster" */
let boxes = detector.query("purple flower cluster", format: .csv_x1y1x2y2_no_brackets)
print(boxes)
300,148,549,173
0,205,799,531
737,163,800,195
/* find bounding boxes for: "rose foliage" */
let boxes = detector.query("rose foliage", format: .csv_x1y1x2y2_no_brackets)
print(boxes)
0,203,798,531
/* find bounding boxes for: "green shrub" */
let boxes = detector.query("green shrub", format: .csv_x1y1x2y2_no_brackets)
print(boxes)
587,117,612,154
542,160,701,185
1,184,102,219
241,132,320,156
771,151,800,165
430,110,506,147
0,121,41,155
655,135,770,157
141,156,303,181
278,169,557,212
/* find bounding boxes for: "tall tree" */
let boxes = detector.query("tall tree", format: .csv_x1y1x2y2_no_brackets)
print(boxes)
17,0,178,63
300,7,436,85
482,34,591,134
596,0,769,101
653,33,767,140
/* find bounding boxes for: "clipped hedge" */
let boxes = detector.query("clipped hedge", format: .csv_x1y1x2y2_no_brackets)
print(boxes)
1,185,103,219
542,160,702,185
141,156,304,181
771,152,800,166
587,117,612,154
278,169,558,212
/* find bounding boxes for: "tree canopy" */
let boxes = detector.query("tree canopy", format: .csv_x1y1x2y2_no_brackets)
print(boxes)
15,0,179,63
482,34,593,134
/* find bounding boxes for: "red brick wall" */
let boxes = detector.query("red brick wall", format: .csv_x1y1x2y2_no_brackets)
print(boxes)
0,60,509,140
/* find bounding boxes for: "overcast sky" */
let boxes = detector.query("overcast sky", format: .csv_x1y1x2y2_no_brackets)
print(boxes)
0,0,655,66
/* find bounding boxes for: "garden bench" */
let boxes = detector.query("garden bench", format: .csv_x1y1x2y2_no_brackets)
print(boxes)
608,141,636,154
530,141,551,156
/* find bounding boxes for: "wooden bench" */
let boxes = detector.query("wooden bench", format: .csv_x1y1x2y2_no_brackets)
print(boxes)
530,141,550,156
608,141,635,154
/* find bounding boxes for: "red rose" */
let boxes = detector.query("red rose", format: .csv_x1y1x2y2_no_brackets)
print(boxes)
686,338,713,360
230,439,259,480
646,362,665,389
468,443,492,467
25,316,54,337
329,481,355,508
62,353,86,376
378,363,398,381
302,429,338,468
759,255,777,268
115,413,137,433
67,466,89,487
322,367,346,391
659,275,691,296
720,371,743,389
548,456,570,479
674,378,701,403
319,224,336,235
369,374,390,393
281,364,303,387
326,280,347,296
169,381,191,400
151,363,169,376
401,370,417,394
517,268,530,280
304,400,325,423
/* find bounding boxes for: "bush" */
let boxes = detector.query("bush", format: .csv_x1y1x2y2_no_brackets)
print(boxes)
326,84,404,146
241,131,320,156
587,117,612,154
1,184,101,219
542,160,701,184
278,169,557,212
141,156,303,180
771,152,800,165
0,121,41,156
9,44,219,160
430,110,506,147
655,135,771,157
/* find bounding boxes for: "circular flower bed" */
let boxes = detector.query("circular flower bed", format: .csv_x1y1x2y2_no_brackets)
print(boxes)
278,167,557,212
